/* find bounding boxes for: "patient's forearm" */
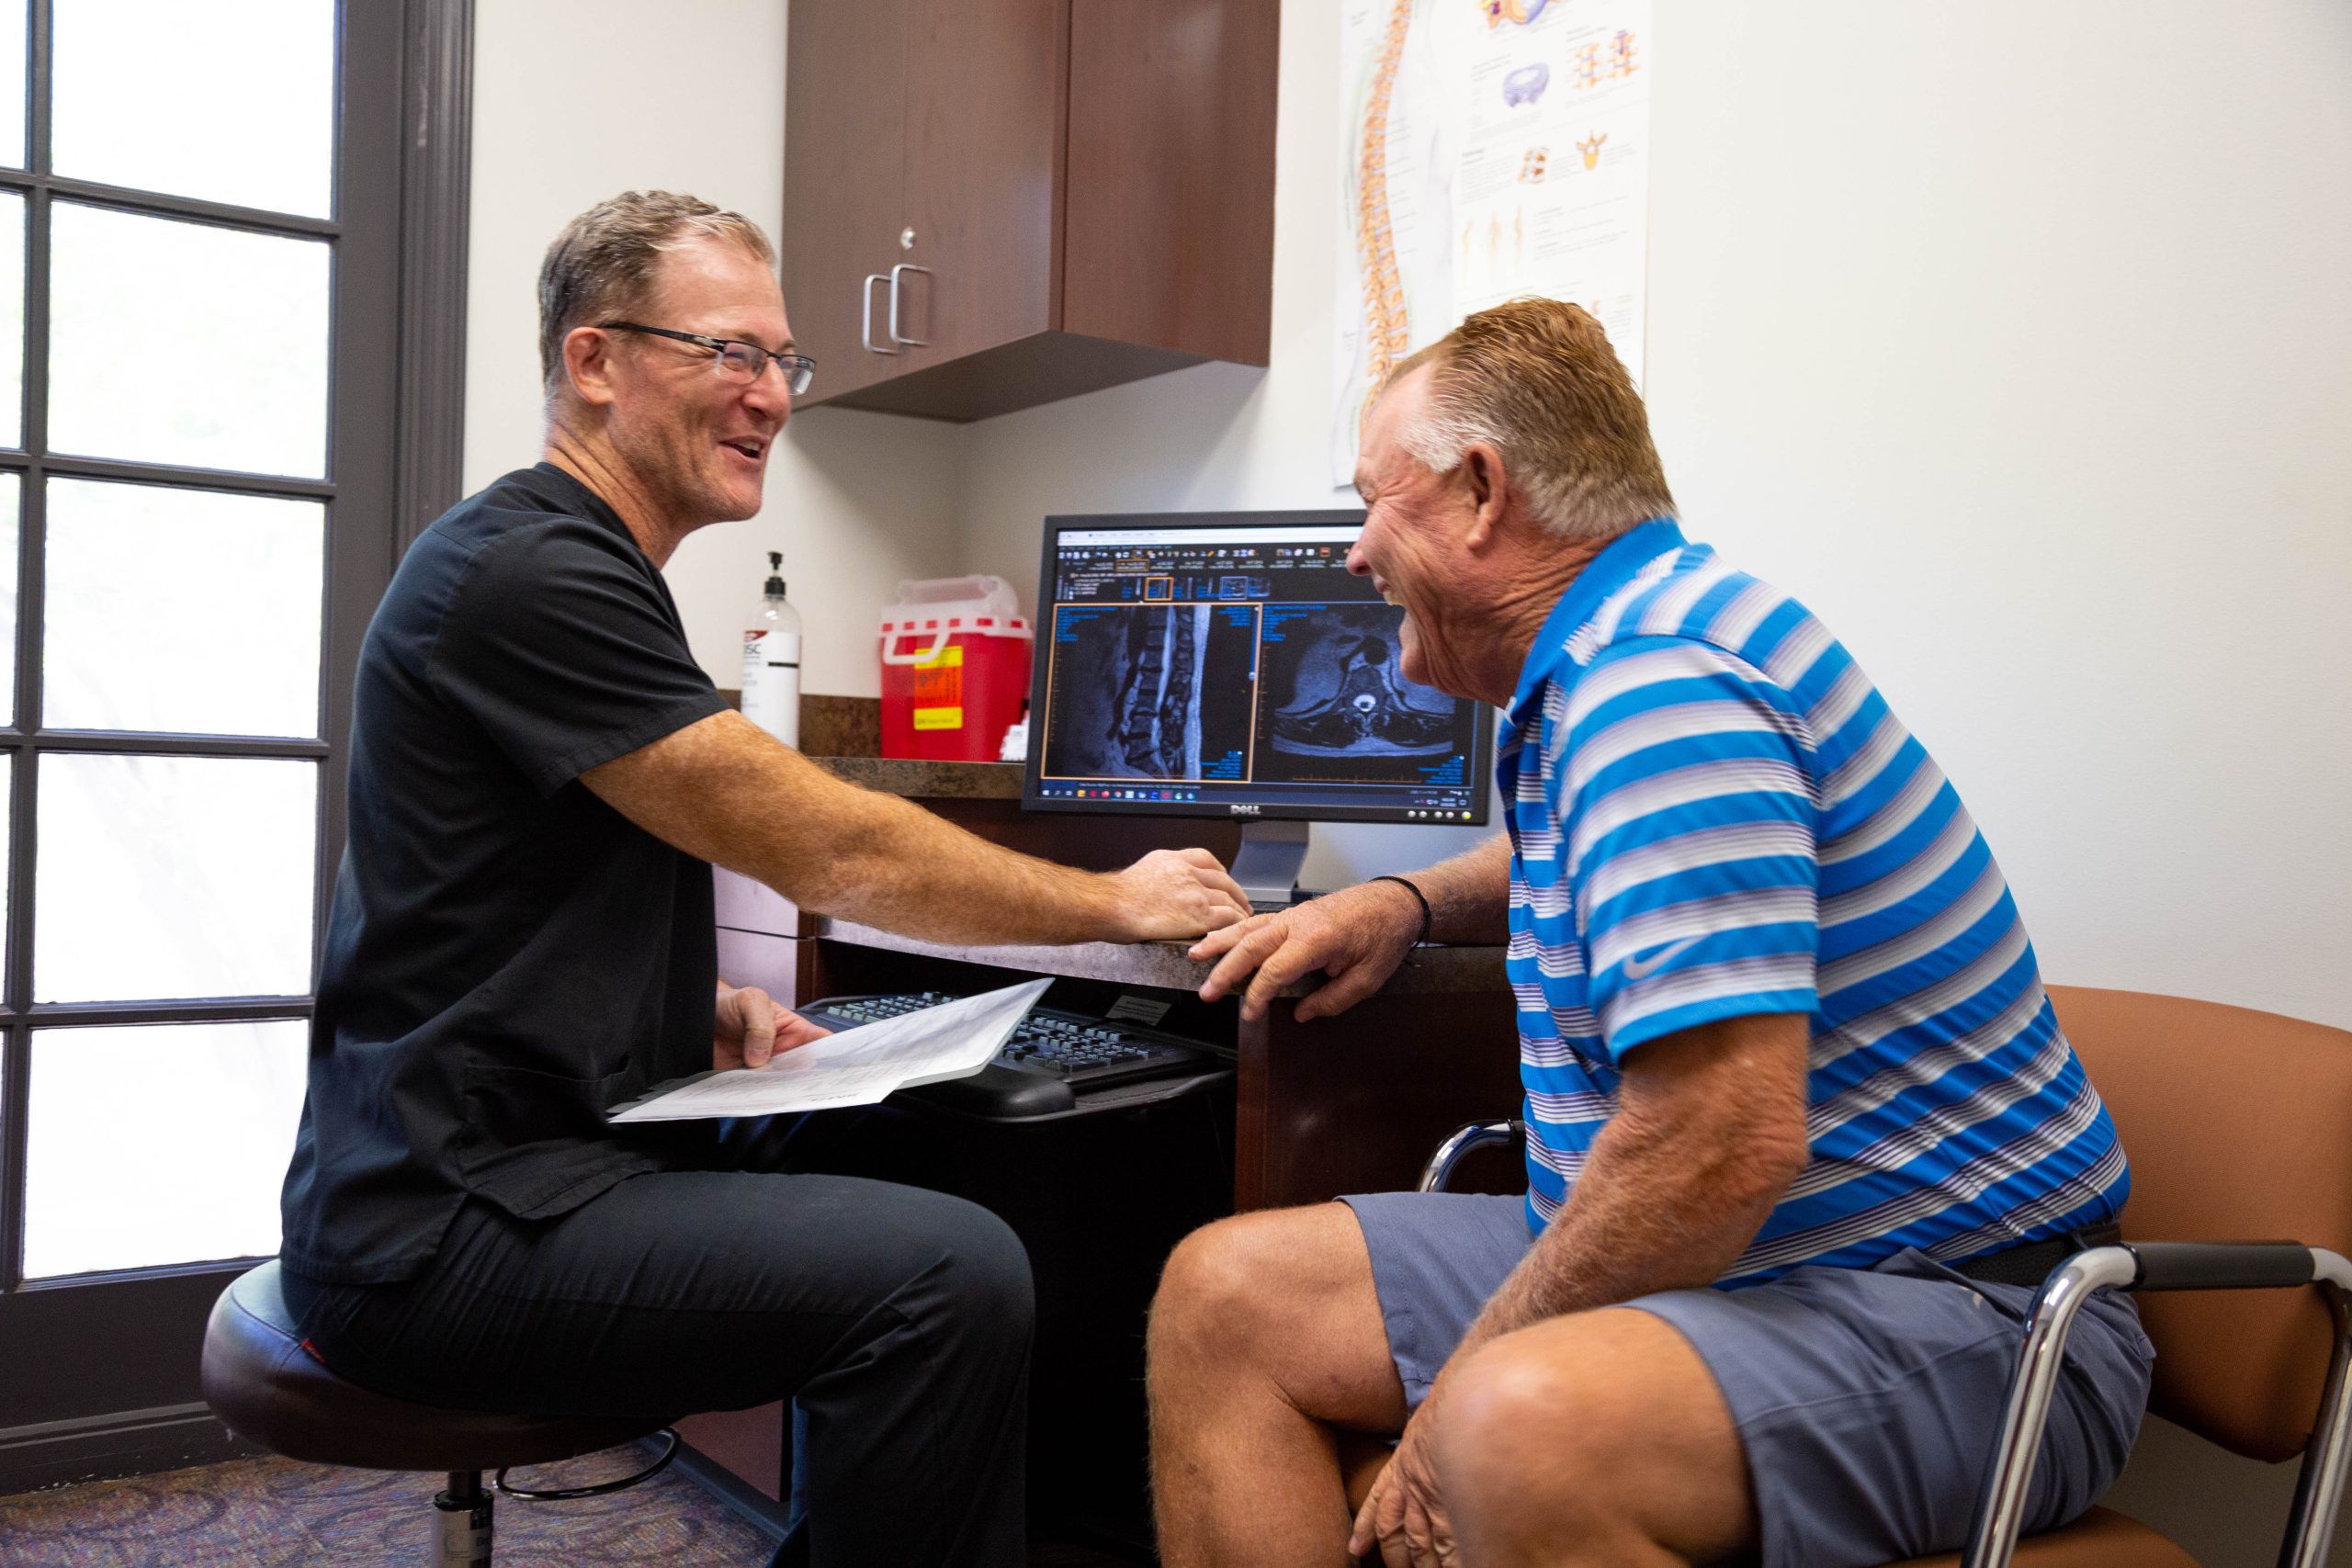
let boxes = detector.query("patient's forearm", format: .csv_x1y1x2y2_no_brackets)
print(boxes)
1456,1016,1811,1354
1464,1121,1779,1355
1413,833,1512,944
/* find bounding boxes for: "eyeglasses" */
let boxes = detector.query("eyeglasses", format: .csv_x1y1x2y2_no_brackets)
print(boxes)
599,321,817,395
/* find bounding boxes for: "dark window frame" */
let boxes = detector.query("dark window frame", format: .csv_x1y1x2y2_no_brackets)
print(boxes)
0,0,469,1472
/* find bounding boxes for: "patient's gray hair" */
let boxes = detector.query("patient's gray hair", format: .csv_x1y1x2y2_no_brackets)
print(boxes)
537,190,775,399
1388,298,1675,544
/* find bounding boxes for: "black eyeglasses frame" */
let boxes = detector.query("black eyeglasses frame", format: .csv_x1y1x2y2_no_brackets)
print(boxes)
598,321,817,395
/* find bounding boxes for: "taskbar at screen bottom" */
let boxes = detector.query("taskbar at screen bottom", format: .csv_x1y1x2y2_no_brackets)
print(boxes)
1030,783,1482,824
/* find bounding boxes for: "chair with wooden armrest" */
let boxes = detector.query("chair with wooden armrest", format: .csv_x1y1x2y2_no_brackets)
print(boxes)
1419,986,2352,1568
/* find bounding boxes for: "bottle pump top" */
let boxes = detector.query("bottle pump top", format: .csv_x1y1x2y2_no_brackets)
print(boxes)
765,551,786,597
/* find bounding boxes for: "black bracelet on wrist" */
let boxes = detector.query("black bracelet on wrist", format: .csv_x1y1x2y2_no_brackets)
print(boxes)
1368,874,1433,961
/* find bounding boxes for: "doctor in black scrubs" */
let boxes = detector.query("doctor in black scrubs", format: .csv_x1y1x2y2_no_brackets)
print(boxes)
277,189,1248,1568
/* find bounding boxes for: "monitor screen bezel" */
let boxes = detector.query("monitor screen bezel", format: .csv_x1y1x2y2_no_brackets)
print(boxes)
1021,510,1492,827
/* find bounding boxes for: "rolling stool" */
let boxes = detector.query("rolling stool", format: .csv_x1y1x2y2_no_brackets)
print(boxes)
199,1260,683,1566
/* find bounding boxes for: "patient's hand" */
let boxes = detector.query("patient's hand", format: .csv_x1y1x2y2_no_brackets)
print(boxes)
714,982,831,1071
1191,878,1423,1023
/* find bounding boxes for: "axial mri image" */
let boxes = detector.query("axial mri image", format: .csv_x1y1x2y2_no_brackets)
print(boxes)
1261,604,1458,773
1044,604,1256,780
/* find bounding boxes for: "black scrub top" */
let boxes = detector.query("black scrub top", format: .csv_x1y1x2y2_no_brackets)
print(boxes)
280,464,731,1284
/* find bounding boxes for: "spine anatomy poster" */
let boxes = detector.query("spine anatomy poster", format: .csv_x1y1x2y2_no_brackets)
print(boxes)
1332,0,1653,484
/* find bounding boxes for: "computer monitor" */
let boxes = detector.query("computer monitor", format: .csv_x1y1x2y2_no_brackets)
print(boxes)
1023,510,1492,906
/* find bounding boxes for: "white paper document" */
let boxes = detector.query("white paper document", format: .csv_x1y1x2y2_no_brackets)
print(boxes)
607,977,1053,1122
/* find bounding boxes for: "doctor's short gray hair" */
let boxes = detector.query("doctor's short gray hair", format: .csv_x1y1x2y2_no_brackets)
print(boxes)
537,190,774,398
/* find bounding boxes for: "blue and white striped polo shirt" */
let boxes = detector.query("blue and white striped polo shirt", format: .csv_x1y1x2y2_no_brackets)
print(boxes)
1498,518,2127,1286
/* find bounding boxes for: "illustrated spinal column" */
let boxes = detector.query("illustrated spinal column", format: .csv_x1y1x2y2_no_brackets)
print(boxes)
1354,0,1416,434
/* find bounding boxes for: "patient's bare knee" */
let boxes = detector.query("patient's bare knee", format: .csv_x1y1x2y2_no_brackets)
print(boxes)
1435,1313,1754,1565
1151,1204,1374,1379
1152,1211,1306,1369
1441,1337,1610,1522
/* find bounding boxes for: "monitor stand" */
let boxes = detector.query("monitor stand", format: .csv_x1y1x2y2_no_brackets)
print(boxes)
1228,820,1310,910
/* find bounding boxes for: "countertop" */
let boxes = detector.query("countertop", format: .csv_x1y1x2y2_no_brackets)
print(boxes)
811,756,1023,799
817,917,1506,998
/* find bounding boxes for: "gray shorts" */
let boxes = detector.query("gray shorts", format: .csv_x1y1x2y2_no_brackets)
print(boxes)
1341,1191,2154,1568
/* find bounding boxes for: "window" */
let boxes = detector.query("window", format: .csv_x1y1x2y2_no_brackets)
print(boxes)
0,0,459,1452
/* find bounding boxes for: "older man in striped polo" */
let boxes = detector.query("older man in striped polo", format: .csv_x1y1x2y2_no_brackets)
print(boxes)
1146,298,2150,1568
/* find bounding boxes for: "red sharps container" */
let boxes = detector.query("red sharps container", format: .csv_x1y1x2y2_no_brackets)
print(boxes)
878,575,1034,761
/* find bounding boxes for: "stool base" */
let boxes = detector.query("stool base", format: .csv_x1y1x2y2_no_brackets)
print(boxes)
433,1472,492,1567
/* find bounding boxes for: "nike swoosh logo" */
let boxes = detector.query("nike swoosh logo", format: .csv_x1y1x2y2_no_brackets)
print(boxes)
1621,935,1703,981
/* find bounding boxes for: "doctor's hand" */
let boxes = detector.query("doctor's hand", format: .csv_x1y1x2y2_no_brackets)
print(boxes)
1191,876,1423,1023
1105,849,1250,942
714,982,831,1071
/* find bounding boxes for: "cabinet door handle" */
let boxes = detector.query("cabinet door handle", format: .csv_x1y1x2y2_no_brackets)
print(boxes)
888,264,933,347
862,274,899,355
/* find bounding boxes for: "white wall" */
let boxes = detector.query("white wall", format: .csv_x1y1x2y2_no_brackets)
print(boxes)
465,0,959,698
472,4,2352,1559
1639,9,2352,1557
1642,4,2352,1038
953,0,2352,1037
943,1,2352,1560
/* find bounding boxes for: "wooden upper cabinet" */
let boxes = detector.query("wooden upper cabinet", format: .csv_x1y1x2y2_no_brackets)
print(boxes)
783,0,1278,423
899,0,1061,370
779,0,910,405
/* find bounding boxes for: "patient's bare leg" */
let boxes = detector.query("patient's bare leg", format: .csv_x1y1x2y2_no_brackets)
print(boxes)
1147,1201,1408,1567
1435,1307,1756,1566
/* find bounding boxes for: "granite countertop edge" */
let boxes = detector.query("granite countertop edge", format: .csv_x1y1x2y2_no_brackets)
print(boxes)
819,919,1503,998
811,756,1023,799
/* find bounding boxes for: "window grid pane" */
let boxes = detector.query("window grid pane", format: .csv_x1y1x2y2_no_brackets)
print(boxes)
33,753,319,1004
0,192,21,450
43,478,325,738
0,0,24,172
51,0,334,219
4,0,345,1287
23,1019,309,1279
0,470,17,725
47,202,331,479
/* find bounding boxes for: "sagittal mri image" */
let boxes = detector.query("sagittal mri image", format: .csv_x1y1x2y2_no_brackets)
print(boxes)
1044,604,1256,780
1261,604,1460,776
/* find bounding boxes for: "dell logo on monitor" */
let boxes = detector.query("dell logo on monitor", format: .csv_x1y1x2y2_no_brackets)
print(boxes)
1228,803,1261,817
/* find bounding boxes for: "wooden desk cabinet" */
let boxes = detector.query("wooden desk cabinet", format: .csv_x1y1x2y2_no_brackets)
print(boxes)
786,919,1521,1211
709,758,1520,1208
687,762,1521,1519
782,0,1279,421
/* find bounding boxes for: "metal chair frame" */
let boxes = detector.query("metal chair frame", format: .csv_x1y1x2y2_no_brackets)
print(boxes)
1419,1118,2352,1568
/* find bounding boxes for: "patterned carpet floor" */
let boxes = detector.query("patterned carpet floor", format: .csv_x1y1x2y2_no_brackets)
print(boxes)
0,1447,1141,1566
0,1447,785,1567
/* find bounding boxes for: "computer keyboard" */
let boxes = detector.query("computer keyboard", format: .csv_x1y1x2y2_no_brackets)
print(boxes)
797,989,1227,1116
805,990,1217,1088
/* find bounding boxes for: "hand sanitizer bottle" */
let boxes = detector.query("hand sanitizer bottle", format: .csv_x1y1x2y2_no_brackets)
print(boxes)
741,551,803,747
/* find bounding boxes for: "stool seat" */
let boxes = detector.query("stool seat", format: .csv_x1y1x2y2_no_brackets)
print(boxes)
200,1261,672,1472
